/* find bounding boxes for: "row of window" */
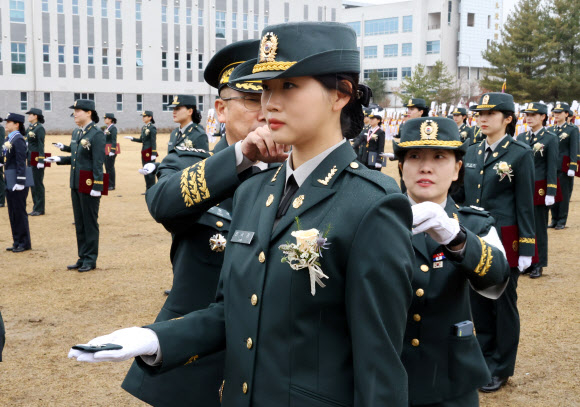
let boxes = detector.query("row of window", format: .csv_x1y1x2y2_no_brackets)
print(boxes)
39,0,123,19
363,40,439,59
347,15,413,37
363,67,412,81
18,92,205,113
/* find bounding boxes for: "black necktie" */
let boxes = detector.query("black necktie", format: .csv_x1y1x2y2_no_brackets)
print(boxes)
276,175,299,220
484,147,492,162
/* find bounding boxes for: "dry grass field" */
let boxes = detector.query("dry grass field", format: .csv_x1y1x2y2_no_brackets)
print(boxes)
0,133,578,406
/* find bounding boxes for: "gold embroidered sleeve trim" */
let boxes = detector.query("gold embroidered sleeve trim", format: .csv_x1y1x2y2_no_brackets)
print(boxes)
473,236,488,276
519,237,535,244
547,184,557,188
181,160,210,207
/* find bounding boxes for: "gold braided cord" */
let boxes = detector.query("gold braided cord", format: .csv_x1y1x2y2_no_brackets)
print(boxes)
196,161,210,201
476,104,497,109
474,237,488,276
235,82,263,91
547,184,558,189
519,237,536,244
252,61,297,73
397,140,464,148
480,246,493,277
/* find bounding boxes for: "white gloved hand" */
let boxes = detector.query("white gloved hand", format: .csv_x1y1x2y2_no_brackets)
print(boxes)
0,163,4,167
567,169,575,177
381,152,396,161
412,201,461,245
90,190,102,197
374,162,382,169
518,256,533,272
37,163,45,169
108,152,115,157
545,195,555,206
138,163,156,175
68,327,160,363
12,184,25,191
45,156,61,163
151,155,157,160
54,142,64,149
124,136,134,140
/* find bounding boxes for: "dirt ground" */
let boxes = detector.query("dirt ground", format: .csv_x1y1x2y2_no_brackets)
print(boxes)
0,133,578,406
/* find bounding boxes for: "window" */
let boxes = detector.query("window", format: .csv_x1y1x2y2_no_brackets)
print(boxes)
72,0,79,15
363,68,397,81
43,44,50,63
186,53,192,69
174,52,179,69
216,11,226,38
198,9,204,26
115,1,121,19
467,13,475,27
403,15,412,32
186,7,192,24
88,47,94,64
232,12,237,29
44,93,52,111
136,50,143,66
402,42,412,56
102,48,108,65
243,13,248,30
116,94,123,111
264,15,269,26
42,0,49,12
162,6,167,22
448,1,452,24
197,96,204,112
88,0,94,16
20,92,28,111
73,46,80,64
488,15,491,29
136,94,143,111
10,0,25,22
426,40,440,54
136,2,142,20
56,0,64,13
74,93,95,101
11,43,26,74
364,46,377,59
162,94,175,111
402,67,412,78
254,15,259,30
161,52,167,68
347,22,360,36
384,44,397,57
58,45,65,63
174,6,179,23
198,53,203,70
365,18,398,35
101,0,108,17
116,49,122,66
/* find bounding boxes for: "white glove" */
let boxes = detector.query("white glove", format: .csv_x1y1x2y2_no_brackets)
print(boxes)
0,163,4,167
90,190,102,197
151,155,157,160
12,184,25,191
518,256,533,272
37,163,45,169
545,195,555,206
374,162,382,169
45,156,61,163
108,152,115,157
68,327,160,363
412,201,461,245
567,169,575,177
54,142,64,149
124,136,134,140
381,152,396,161
138,163,156,175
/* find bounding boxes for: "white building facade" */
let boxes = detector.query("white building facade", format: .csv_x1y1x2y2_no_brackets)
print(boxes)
342,0,503,107
0,0,341,131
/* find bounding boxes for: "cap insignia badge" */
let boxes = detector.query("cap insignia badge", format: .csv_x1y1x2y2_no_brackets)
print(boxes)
420,120,438,140
482,95,490,105
259,32,279,63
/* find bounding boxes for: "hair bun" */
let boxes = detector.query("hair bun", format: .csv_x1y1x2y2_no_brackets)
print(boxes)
357,84,372,107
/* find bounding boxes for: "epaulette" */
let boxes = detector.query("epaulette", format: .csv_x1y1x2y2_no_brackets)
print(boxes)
459,206,491,217
344,161,400,194
511,138,532,150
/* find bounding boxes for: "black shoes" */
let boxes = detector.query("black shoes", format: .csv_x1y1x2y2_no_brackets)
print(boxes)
520,267,531,275
164,289,172,295
547,222,557,228
67,262,83,270
6,246,15,251
554,224,565,230
78,265,96,272
480,376,509,393
0,203,4,207
530,266,543,279
12,246,31,253
28,211,44,216
109,187,115,191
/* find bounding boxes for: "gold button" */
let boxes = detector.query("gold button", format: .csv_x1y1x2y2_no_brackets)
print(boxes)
251,294,258,306
242,382,248,394
246,338,253,349
478,184,481,188
216,221,223,228
476,199,480,203
258,252,265,263
420,264,429,272
416,288,424,297
480,170,484,175
350,162,359,169
411,338,420,347
413,314,421,322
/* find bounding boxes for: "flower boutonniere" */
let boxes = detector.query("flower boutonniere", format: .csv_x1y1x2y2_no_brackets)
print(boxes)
279,218,331,296
105,130,110,135
559,132,568,141
371,134,378,141
80,139,91,150
533,142,544,156
2,141,12,152
28,131,36,138
493,161,513,182
145,128,150,135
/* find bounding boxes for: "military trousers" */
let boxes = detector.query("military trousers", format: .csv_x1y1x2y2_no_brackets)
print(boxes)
0,167,6,205
412,390,479,407
71,189,101,267
470,268,520,378
550,172,574,226
534,205,549,267
6,187,31,249
142,157,156,190
31,166,45,213
105,155,116,189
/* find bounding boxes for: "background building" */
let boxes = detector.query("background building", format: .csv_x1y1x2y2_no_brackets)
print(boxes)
342,0,503,107
0,0,341,131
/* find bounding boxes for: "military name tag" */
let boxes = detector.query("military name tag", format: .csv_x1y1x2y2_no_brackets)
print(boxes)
465,163,477,169
207,206,232,221
231,230,255,244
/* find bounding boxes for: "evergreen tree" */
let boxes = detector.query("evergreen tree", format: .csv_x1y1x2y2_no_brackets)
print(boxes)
396,62,459,106
395,64,432,104
430,61,461,105
365,70,388,106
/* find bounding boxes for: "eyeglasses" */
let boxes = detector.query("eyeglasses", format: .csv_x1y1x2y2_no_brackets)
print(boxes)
221,96,262,112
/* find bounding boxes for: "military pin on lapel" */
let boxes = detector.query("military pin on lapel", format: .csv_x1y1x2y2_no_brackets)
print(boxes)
266,194,274,207
293,195,305,209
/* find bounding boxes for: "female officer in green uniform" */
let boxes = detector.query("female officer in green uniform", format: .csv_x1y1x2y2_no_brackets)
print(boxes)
25,108,46,215
463,92,535,393
396,117,509,406
103,113,117,191
125,111,158,191
165,96,208,154
71,22,415,407
352,110,385,170
0,119,5,208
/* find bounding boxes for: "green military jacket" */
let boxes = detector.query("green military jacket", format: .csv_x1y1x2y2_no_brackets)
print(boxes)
167,122,209,154
465,125,485,146
519,128,559,197
26,122,46,165
403,198,509,405
57,122,106,191
458,123,474,143
463,136,535,257
352,127,386,168
104,124,118,155
133,123,157,156
548,122,579,173
0,126,5,165
141,142,415,407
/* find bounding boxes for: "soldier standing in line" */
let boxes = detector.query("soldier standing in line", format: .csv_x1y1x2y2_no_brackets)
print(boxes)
452,107,474,143
0,118,5,208
165,95,208,154
103,113,118,191
353,110,386,170
25,108,46,216
125,111,157,192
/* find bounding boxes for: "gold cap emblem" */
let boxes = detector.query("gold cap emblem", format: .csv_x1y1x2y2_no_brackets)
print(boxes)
172,95,179,105
259,32,279,63
420,120,438,140
528,103,534,109
556,103,561,109
408,99,413,105
74,100,78,107
482,95,490,105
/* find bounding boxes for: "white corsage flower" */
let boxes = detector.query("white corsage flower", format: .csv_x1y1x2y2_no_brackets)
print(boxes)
28,131,36,138
494,161,513,182
533,142,544,156
145,129,150,135
80,139,91,150
2,141,12,152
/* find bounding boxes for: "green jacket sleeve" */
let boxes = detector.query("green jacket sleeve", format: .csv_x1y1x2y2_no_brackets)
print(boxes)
151,127,157,155
91,130,106,192
37,126,46,164
132,129,144,143
515,148,536,256
58,156,72,166
569,126,579,172
192,128,209,151
110,126,118,155
546,132,559,196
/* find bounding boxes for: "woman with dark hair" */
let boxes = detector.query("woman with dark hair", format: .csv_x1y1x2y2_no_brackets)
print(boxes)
405,98,430,119
395,116,509,406
463,92,535,393
103,113,118,191
25,108,47,216
126,110,161,191
71,22,415,406
353,110,386,170
164,95,208,154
